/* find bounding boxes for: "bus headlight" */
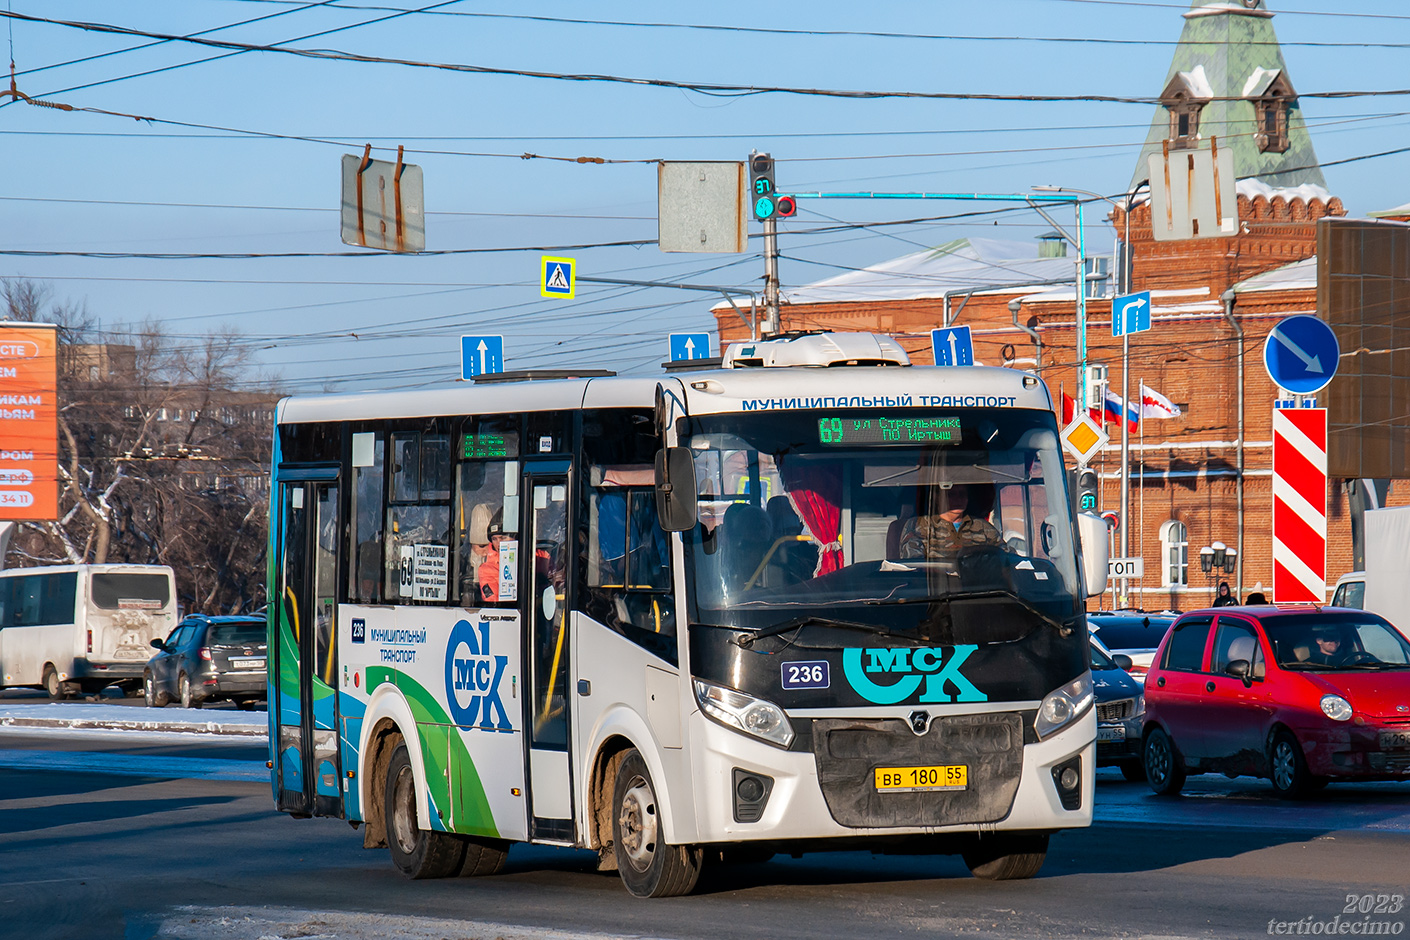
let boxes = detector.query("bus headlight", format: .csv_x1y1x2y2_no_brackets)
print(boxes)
1035,672,1094,740
693,679,794,749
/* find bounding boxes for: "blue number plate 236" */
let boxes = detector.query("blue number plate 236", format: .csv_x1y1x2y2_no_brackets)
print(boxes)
781,660,830,691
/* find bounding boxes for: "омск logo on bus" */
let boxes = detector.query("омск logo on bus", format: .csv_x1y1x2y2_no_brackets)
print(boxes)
842,646,988,705
444,618,512,731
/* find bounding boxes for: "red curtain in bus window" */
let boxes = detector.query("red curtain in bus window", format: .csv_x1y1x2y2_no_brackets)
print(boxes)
780,460,843,575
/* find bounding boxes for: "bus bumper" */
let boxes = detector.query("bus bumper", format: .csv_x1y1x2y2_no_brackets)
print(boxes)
688,707,1094,844
70,659,146,681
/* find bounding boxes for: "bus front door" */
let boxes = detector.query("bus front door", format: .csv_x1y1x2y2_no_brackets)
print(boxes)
523,469,574,841
274,476,344,818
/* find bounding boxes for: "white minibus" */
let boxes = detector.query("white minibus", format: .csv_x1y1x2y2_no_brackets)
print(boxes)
0,564,178,697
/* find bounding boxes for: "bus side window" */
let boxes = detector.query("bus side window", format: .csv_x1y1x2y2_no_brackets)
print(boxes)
579,409,677,664
349,431,385,604
454,417,520,607
384,427,453,605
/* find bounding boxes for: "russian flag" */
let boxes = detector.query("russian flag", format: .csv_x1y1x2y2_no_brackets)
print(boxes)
1103,390,1140,433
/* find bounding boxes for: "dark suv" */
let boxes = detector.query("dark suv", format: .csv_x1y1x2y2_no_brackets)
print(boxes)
144,615,267,709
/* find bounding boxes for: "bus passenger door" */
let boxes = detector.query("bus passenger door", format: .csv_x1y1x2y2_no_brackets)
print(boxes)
523,468,574,841
273,475,344,818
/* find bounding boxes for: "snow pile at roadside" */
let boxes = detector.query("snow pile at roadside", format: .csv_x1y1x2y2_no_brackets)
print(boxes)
0,702,267,736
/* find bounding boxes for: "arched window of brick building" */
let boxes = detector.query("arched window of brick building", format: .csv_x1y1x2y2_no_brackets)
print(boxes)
1160,520,1188,589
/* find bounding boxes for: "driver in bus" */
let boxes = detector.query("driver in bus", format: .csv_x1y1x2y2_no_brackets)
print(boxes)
898,482,1001,560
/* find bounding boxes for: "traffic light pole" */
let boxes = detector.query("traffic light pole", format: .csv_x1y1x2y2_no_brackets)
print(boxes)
763,216,781,336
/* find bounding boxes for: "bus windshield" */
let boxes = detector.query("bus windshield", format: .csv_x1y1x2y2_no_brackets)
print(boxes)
683,408,1081,640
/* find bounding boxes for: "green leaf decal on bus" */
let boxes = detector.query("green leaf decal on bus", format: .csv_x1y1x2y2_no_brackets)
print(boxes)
366,666,499,839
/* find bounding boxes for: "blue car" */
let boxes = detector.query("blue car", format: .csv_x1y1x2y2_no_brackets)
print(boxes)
1091,634,1146,781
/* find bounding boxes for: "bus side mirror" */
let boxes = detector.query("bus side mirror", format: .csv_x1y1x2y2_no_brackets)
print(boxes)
1076,511,1109,598
655,447,697,532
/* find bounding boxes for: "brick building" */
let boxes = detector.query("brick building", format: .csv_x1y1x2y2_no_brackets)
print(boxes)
713,0,1408,610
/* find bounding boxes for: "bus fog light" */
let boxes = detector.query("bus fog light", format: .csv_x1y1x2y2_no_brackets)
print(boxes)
1050,756,1083,810
1035,673,1094,740
694,679,794,749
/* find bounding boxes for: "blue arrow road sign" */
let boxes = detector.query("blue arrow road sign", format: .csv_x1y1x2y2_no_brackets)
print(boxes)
461,335,504,380
669,333,711,361
1112,291,1151,338
1263,314,1339,395
931,326,974,367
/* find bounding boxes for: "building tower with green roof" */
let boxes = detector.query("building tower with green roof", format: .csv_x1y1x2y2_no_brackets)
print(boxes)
1130,0,1326,193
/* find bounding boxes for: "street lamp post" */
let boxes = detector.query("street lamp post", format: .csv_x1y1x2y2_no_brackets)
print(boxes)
1034,183,1148,609
1199,541,1239,597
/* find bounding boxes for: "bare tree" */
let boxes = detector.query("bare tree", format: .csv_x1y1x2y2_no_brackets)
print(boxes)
5,279,277,613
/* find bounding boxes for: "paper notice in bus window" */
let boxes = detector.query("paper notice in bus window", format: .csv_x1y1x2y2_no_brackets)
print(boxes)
118,598,163,610
498,541,518,602
412,544,448,602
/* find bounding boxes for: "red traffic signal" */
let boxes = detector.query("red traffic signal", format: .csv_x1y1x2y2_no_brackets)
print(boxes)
775,195,797,218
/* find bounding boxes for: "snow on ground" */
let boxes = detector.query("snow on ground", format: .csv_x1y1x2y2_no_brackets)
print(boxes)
154,907,672,940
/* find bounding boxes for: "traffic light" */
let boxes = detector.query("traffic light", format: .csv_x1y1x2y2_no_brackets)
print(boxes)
775,194,797,218
749,151,776,221
1077,468,1099,514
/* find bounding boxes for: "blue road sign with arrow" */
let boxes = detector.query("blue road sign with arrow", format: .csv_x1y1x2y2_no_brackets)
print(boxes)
1112,291,1151,338
1263,314,1339,395
669,332,710,361
461,334,504,380
931,326,974,366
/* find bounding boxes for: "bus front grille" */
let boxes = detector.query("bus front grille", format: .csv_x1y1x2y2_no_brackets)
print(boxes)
810,714,1024,829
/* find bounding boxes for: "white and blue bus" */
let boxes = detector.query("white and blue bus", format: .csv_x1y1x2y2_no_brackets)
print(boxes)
267,331,1107,897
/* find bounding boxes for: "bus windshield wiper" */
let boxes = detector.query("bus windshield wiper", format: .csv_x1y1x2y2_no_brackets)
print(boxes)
862,588,1070,634
734,616,911,650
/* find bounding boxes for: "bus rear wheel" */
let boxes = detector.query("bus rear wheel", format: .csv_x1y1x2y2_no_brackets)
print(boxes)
962,832,1049,881
611,749,701,898
43,666,65,700
384,744,463,879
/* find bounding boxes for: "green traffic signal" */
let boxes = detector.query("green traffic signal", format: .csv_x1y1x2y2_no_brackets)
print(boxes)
749,151,776,221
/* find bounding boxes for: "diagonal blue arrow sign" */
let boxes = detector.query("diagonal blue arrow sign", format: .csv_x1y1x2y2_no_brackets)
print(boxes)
1263,314,1338,395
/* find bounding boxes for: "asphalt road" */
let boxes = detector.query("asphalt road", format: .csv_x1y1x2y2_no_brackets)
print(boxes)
2,728,1409,940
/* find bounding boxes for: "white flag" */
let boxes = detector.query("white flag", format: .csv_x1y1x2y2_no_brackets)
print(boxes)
1140,383,1182,419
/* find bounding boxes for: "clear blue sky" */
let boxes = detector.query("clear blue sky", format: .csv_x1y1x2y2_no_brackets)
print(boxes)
2,1,1407,392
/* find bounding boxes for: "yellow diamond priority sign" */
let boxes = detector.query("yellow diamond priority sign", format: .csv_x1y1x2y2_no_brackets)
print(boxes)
1061,413,1108,465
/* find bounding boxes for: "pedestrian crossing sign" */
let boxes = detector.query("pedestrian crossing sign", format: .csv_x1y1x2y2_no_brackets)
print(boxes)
541,255,576,299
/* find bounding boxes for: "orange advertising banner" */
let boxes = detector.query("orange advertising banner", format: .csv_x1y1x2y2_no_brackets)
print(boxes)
0,324,58,521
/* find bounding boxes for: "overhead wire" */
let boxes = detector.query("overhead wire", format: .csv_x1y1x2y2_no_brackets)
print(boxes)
5,10,1410,105
172,1,1410,46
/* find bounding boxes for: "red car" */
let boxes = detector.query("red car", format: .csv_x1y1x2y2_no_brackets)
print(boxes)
1142,605,1410,798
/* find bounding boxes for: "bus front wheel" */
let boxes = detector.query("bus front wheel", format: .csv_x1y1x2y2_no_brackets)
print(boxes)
611,749,701,898
384,744,463,879
962,832,1049,881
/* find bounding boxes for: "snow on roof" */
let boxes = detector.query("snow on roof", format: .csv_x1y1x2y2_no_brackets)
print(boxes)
1242,67,1282,99
1185,1,1272,18
1234,257,1317,294
1235,177,1332,204
720,237,1080,308
1368,202,1410,219
1175,65,1214,100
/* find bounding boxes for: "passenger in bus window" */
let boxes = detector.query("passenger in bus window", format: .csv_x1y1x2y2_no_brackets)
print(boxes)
898,483,1001,560
461,503,493,599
